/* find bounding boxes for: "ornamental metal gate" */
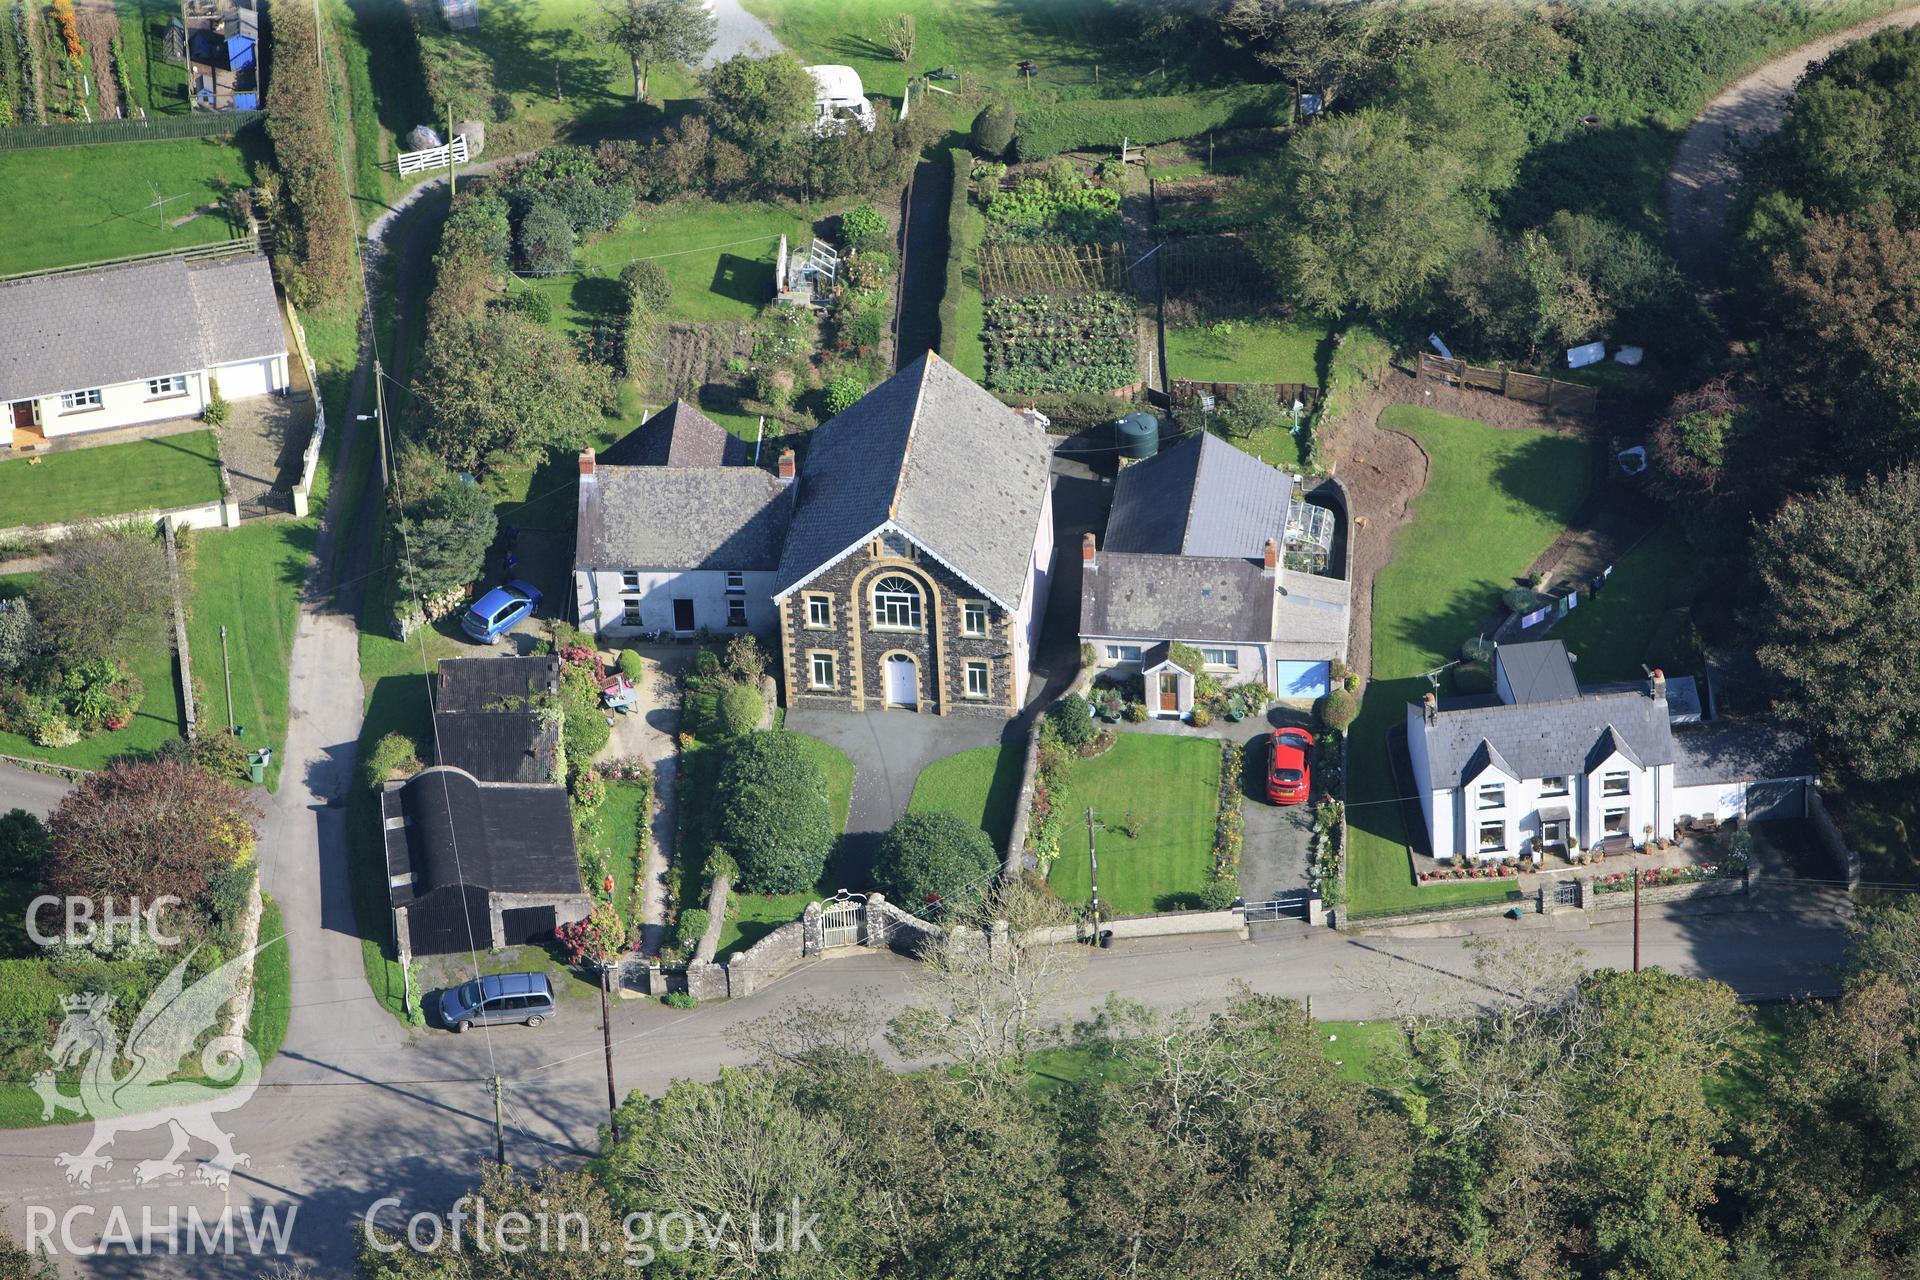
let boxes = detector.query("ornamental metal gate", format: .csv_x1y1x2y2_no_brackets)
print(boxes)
1242,893,1309,923
820,898,862,949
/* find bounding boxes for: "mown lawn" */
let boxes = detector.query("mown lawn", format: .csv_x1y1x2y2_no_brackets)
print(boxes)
0,572,185,770
1166,318,1330,387
0,431,224,528
516,199,815,332
744,0,1224,101
1346,406,1589,917
1046,734,1219,915
908,743,1024,852
114,0,192,114
951,205,988,384
675,732,857,958
0,137,260,275
578,779,651,930
185,520,316,791
1548,523,1702,684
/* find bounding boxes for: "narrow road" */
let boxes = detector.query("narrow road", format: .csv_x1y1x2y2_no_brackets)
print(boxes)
702,0,782,65
1665,4,1920,293
0,762,71,819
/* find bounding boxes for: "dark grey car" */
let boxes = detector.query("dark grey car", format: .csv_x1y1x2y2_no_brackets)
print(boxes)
439,972,556,1033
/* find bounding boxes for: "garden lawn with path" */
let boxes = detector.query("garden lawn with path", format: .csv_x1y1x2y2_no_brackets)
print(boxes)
1546,524,1703,684
0,137,261,276
578,779,651,931
0,572,185,770
0,432,225,529
908,743,1024,853
185,520,319,791
1345,405,1589,918
1165,318,1330,386
675,733,857,958
1046,733,1220,916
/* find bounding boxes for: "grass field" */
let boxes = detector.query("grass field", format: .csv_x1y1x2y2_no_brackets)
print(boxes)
1345,406,1589,917
1046,734,1219,915
0,431,225,528
951,205,988,383
1166,318,1330,386
908,743,1023,852
0,572,185,770
114,0,192,114
184,521,317,791
1547,524,1701,684
743,0,1223,102
0,137,261,276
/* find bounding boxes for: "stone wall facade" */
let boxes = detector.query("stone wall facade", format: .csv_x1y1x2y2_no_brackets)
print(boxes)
777,540,1020,718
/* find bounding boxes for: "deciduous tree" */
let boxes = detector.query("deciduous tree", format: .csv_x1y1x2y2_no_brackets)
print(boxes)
45,757,257,906
598,0,715,103
414,308,613,472
30,524,168,666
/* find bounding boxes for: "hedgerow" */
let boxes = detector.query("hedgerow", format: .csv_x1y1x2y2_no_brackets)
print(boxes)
264,0,355,306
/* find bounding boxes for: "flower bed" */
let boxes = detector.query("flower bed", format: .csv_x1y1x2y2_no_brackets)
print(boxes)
1592,862,1730,894
983,292,1137,394
1418,863,1522,883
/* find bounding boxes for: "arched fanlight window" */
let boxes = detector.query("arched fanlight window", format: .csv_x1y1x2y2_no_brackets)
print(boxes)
872,575,923,630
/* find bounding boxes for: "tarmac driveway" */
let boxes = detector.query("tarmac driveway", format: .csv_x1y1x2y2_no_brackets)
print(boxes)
785,708,1014,883
1233,711,1315,904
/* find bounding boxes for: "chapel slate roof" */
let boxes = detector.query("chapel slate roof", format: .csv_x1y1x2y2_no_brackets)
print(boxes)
432,656,562,785
1081,552,1275,643
597,400,750,467
0,254,285,403
1416,688,1677,787
1495,641,1582,704
1104,433,1293,558
774,353,1052,609
381,767,583,906
577,465,795,571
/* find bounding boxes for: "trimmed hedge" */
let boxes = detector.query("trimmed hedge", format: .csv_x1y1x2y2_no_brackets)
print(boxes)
1013,85,1292,163
264,0,355,306
935,147,970,361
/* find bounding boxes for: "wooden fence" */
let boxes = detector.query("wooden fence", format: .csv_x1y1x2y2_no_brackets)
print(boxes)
976,241,1126,297
1416,352,1598,418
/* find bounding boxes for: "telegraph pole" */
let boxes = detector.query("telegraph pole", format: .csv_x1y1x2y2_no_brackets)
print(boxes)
1086,808,1101,942
371,357,391,497
491,1075,506,1165
1632,866,1642,973
599,958,620,1140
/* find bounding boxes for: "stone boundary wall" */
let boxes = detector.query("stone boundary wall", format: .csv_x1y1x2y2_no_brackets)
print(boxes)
162,522,198,740
0,499,235,548
282,296,330,518
1807,789,1862,886
1589,873,1748,912
218,872,266,1042
1337,897,1522,933
1003,724,1043,878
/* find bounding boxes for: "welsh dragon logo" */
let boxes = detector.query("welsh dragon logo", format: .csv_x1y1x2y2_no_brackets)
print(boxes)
31,941,277,1188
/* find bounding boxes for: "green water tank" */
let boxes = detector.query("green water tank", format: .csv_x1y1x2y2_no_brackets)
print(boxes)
1114,411,1160,460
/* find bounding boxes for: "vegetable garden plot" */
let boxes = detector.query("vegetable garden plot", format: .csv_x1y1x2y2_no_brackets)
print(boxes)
983,292,1137,394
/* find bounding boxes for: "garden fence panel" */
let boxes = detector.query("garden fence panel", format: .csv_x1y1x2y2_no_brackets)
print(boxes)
0,109,263,150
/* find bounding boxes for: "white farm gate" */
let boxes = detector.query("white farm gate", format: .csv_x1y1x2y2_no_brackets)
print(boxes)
819,896,862,949
398,135,470,176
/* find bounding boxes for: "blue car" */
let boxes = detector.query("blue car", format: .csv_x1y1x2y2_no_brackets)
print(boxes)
461,580,542,643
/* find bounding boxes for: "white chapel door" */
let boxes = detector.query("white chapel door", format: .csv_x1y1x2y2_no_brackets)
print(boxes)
885,654,917,707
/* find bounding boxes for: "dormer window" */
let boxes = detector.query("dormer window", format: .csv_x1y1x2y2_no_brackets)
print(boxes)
1478,782,1505,810
1602,771,1630,797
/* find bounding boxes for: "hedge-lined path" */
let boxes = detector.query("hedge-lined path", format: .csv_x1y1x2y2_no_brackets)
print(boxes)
1665,3,1920,299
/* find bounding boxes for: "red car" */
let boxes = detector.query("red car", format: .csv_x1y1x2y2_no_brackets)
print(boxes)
1267,728,1312,805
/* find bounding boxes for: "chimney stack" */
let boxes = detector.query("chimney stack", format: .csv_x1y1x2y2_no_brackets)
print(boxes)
1262,538,1279,571
578,447,595,477
1082,532,1097,566
1422,691,1437,725
777,448,797,480
1651,667,1666,701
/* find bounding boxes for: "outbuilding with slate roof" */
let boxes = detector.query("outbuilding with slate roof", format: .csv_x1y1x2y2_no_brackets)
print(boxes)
1,252,288,449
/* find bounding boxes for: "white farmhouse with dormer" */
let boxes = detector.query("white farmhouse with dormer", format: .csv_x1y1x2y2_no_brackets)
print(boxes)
1407,640,1816,863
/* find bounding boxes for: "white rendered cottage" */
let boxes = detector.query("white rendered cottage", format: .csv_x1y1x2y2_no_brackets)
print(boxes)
0,253,289,449
1407,640,1816,863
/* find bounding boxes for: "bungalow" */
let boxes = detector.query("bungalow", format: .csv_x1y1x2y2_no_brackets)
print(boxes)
0,253,288,450
1079,432,1350,713
1407,640,1815,863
